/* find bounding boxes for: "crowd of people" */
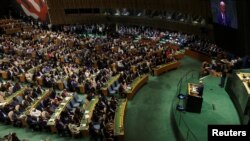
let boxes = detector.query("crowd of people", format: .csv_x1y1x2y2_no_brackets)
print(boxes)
0,17,245,140
0,18,182,140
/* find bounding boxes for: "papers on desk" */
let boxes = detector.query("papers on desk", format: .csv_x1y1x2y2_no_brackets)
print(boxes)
55,113,59,117
85,114,89,119
48,119,55,123
245,77,250,81
0,102,6,107
192,87,199,94
81,123,86,127
94,124,100,130
127,85,132,90
61,103,66,106
55,108,60,112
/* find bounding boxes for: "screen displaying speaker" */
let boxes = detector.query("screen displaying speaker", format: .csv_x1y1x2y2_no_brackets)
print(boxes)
210,0,238,29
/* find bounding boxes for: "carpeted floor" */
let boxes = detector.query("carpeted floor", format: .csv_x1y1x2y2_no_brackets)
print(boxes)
0,56,240,141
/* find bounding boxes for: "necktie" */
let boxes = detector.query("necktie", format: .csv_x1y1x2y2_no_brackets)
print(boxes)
222,13,226,25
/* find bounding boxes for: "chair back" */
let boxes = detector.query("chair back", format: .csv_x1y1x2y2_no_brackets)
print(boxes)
70,100,75,106
16,96,23,104
112,83,116,89
72,97,78,103
108,86,112,91
115,81,119,86
73,93,79,100
66,104,72,110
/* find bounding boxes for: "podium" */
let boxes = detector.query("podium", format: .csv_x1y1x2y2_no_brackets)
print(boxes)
186,83,203,113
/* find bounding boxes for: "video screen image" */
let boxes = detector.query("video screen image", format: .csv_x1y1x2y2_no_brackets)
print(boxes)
210,0,238,29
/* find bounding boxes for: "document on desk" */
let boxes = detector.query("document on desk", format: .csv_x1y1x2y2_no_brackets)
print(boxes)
192,87,198,94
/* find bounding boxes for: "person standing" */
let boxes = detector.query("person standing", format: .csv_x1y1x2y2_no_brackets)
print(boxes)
216,1,231,27
219,68,227,88
197,81,204,97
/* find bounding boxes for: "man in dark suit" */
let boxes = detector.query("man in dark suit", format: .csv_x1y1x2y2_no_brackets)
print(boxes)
197,81,204,97
219,68,228,88
216,1,231,27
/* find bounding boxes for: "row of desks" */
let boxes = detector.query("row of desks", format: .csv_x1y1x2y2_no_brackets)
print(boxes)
80,97,99,136
173,51,185,60
101,74,121,96
125,75,149,100
21,89,52,127
79,98,128,140
114,99,127,141
185,49,211,63
24,89,52,115
47,95,74,133
0,87,27,107
153,61,181,76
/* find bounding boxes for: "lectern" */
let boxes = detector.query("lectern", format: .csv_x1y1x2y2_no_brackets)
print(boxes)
186,83,203,113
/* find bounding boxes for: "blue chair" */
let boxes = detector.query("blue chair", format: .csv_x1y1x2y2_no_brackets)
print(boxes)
16,96,23,104
115,81,121,88
112,83,120,91
49,105,56,113
66,103,75,112
108,86,116,96
70,99,80,108
73,93,84,104
63,81,68,90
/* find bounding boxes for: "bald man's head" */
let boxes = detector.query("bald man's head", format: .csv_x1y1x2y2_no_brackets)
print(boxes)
220,1,226,13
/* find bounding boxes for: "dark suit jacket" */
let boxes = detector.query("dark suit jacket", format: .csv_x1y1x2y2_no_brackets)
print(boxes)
216,12,231,27
197,85,204,97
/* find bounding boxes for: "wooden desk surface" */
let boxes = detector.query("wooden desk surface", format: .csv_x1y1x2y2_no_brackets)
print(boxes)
101,74,120,96
80,97,99,136
172,50,185,57
101,74,121,90
153,61,181,76
185,49,211,63
24,89,51,115
114,99,127,137
47,95,73,126
125,75,149,100
2,87,27,106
